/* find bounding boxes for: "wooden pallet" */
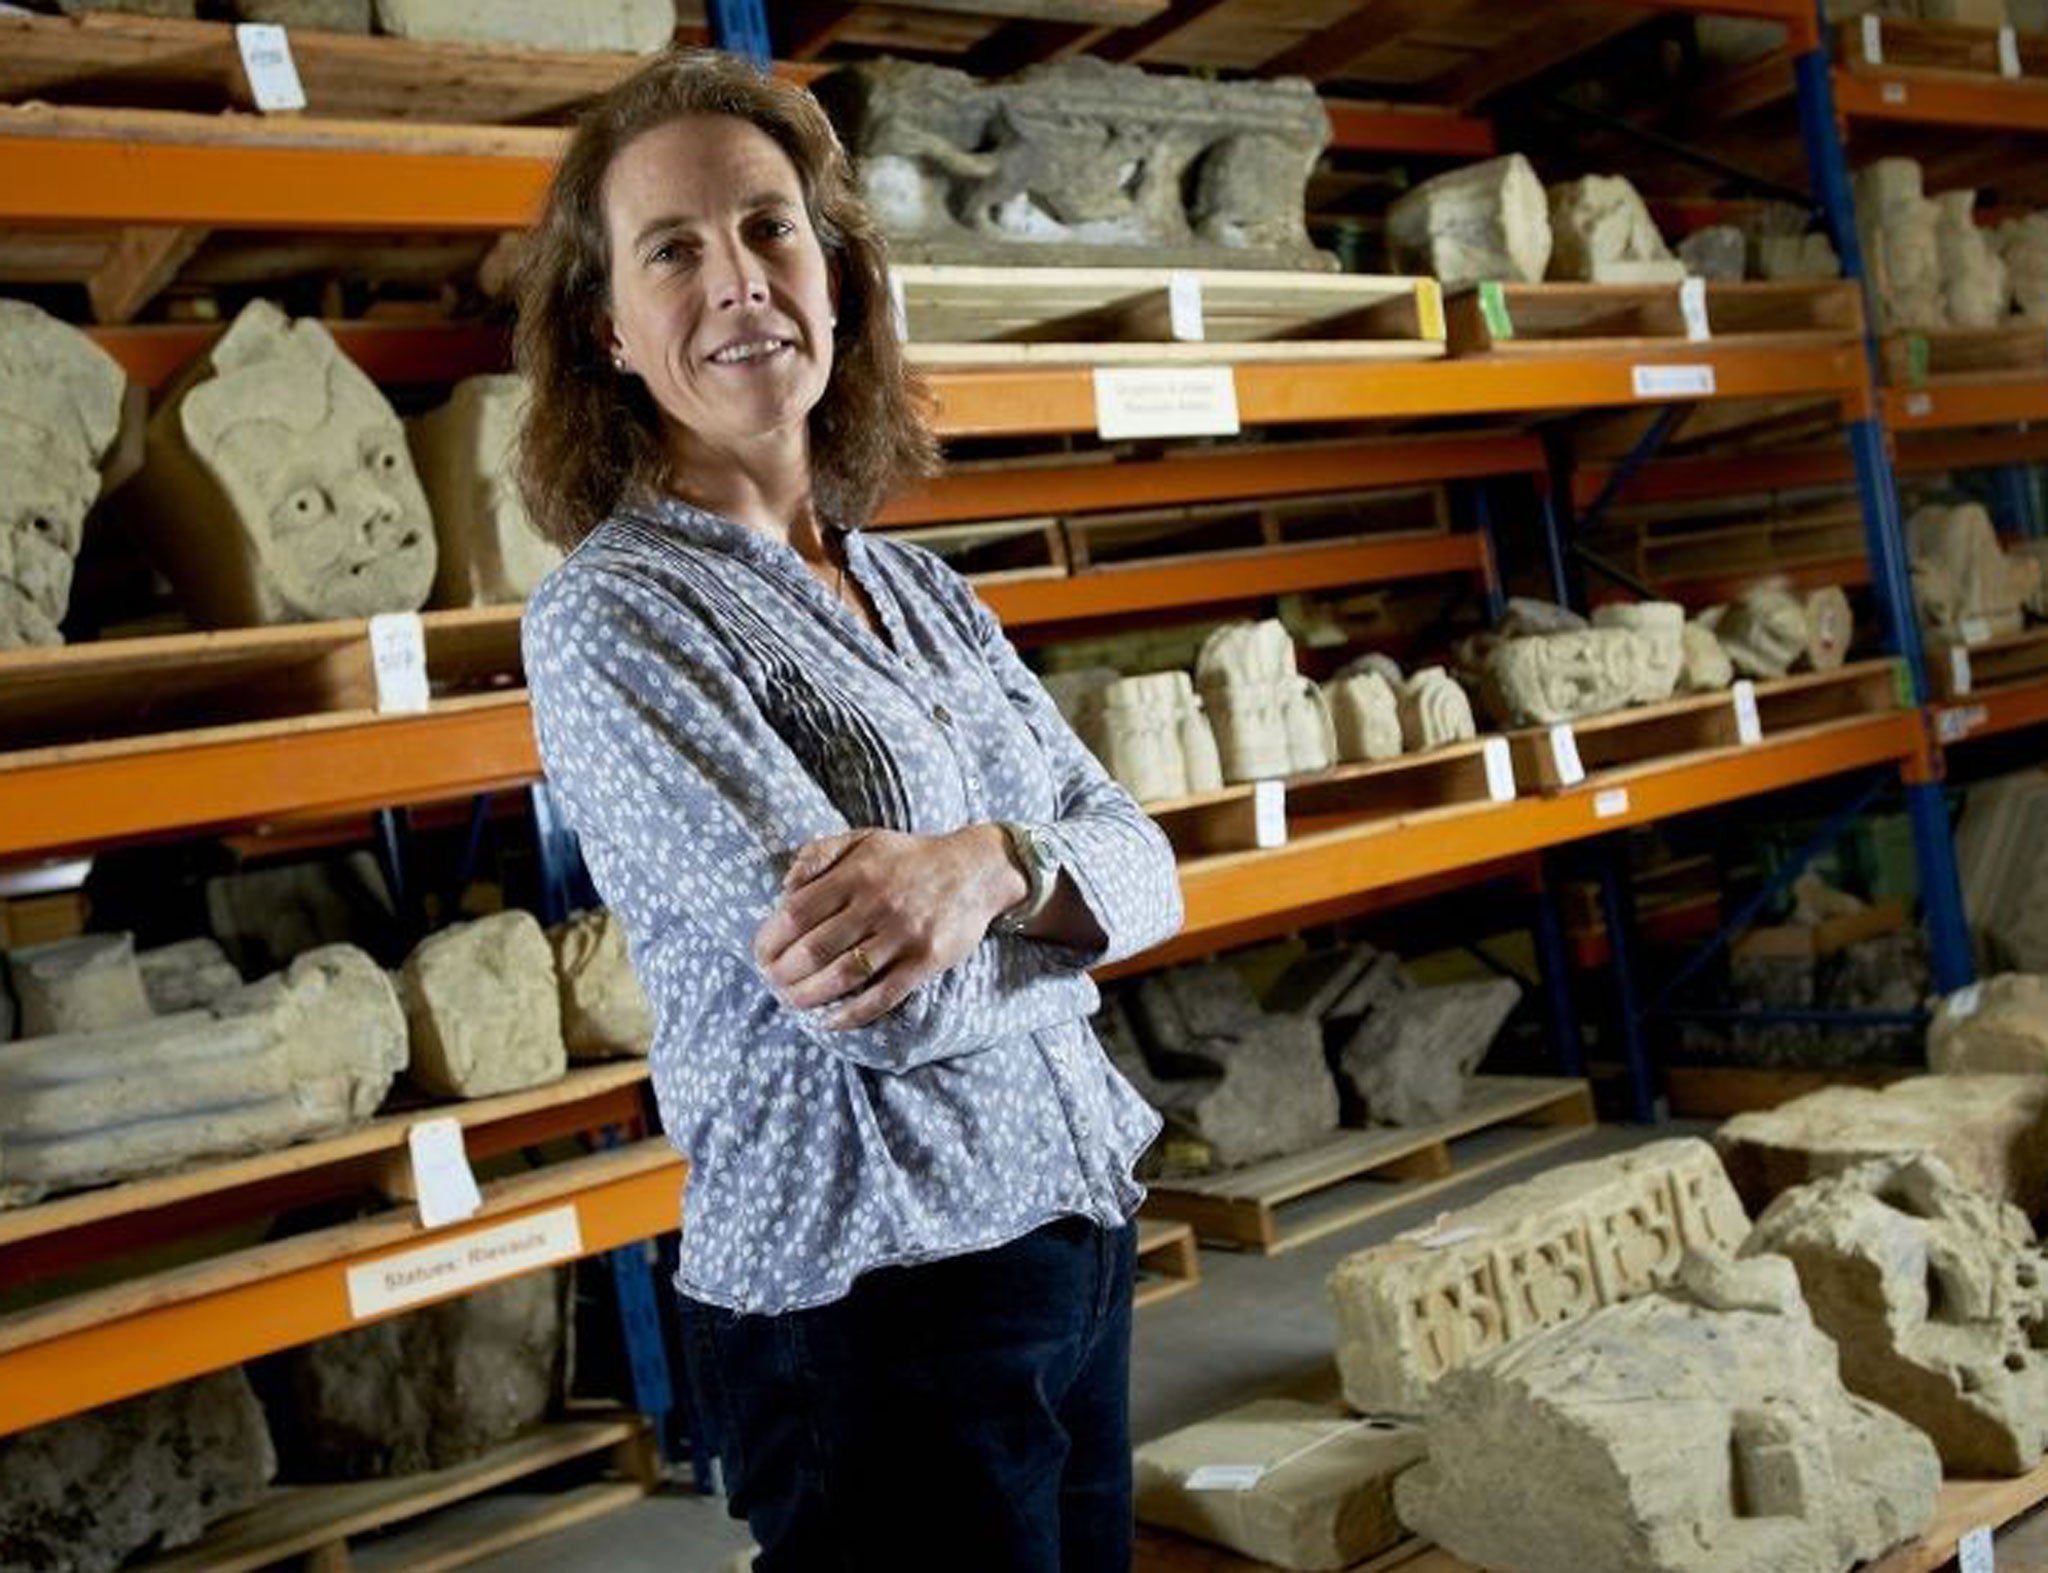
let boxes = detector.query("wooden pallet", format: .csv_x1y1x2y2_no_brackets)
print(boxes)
139,1415,656,1573
1280,740,1514,841
1929,625,2048,699
1836,14,2048,84
1444,280,1864,357
1591,501,1866,586
1880,326,2048,388
891,265,1445,366
1133,1217,1201,1310
1139,1077,1596,1256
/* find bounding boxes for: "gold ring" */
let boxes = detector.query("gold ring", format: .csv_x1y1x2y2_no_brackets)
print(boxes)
848,943,876,981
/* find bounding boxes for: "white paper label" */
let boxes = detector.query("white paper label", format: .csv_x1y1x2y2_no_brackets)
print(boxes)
1938,704,1988,742
236,23,307,113
1679,277,1711,342
1482,736,1515,803
1861,13,1884,64
887,273,909,342
1882,80,1908,105
345,1204,582,1320
1092,366,1240,440
1632,364,1716,399
1961,615,1993,647
406,1117,482,1231
1548,724,1585,787
1732,680,1762,745
1167,271,1204,343
1959,1524,1995,1573
1949,983,1984,1020
1253,778,1286,848
2000,26,2022,78
1186,1464,1265,1492
1594,787,1630,820
1951,646,1974,696
1904,391,1934,418
369,612,430,714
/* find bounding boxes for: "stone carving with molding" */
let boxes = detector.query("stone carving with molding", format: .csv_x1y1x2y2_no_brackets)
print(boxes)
6,932,153,1038
1717,1074,2048,1214
1748,1154,2048,1475
410,375,562,607
1711,583,1811,678
1930,974,2048,1074
1546,174,1683,284
136,937,243,1015
549,908,653,1059
0,300,127,648
1080,671,1224,803
1679,618,1736,692
0,943,405,1205
1997,213,2048,325
128,300,435,627
1394,1252,1939,1573
1935,189,2010,328
1329,1137,1750,1414
1134,1400,1426,1571
1325,668,1403,763
1481,627,1668,726
1386,153,1552,290
1197,620,1335,782
1398,666,1477,751
400,911,567,1098
1909,501,2034,643
1855,158,1945,332
1804,585,1855,671
1958,771,2048,974
1336,978,1519,1127
371,0,676,50
1592,600,1687,701
814,58,1331,271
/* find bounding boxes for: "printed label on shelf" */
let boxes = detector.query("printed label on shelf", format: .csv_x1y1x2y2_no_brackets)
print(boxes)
1186,1464,1266,1493
1904,391,1934,418
1861,14,1884,63
1881,80,1908,105
1167,272,1205,343
1594,787,1630,820
1938,704,1988,742
1253,778,1286,848
1092,366,1240,440
235,23,307,113
1959,1525,1995,1573
368,612,430,714
2000,26,2022,78
1951,645,1974,696
1482,736,1516,802
887,273,909,342
1548,724,1585,787
1961,615,1994,647
407,1117,482,1231
1679,277,1711,342
1632,364,1715,399
1949,983,1984,1020
346,1203,583,1320
1732,680,1762,745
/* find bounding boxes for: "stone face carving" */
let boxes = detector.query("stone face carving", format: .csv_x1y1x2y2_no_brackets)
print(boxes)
0,1369,275,1573
1335,978,1519,1126
1197,621,1334,782
136,937,243,1015
1747,1155,2048,1475
549,909,652,1059
1803,585,1855,671
1546,175,1682,284
1482,627,1667,726
1133,1400,1426,1571
1856,158,1945,332
1958,771,2048,974
1996,213,2048,325
401,911,567,1098
1397,666,1477,751
131,300,436,626
371,0,676,50
6,933,153,1038
1082,671,1224,802
1329,1138,1750,1415
1678,224,1748,282
1716,1074,2048,1215
1679,618,1736,692
1386,154,1552,290
1325,669,1403,763
0,300,127,648
1592,601,1686,702
815,58,1331,271
1909,502,2032,643
1394,1252,1940,1573
1935,189,2011,328
1930,974,2048,1073
1713,583,1811,678
410,375,561,608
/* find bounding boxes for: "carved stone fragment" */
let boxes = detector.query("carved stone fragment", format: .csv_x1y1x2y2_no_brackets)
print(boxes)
372,0,676,50
1996,212,2048,325
1547,174,1681,284
1713,583,1811,678
1856,158,1946,331
410,375,561,607
1930,974,2048,1074
549,908,652,1059
136,937,243,1015
1935,189,2010,328
1394,1252,1939,1573
1329,1138,1751,1414
1747,1155,2048,1475
1804,585,1855,671
1679,619,1736,692
1678,224,1748,281
1386,154,1552,290
1197,620,1334,782
6,932,153,1038
1134,1400,1425,1571
1397,666,1477,751
1909,501,2032,642
1324,669,1403,763
1335,978,1518,1126
1083,670,1224,802
1482,628,1662,725
1958,771,2048,973
400,911,567,1098
1592,600,1686,702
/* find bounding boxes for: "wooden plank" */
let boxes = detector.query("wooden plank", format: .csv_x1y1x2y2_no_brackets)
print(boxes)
1930,627,2048,699
1447,280,1863,356
907,338,1446,367
1257,0,1459,82
1281,743,1502,839
86,224,206,323
1665,1064,1913,1119
351,1481,648,1573
1880,326,2048,386
1864,1456,2048,1573
1133,1217,1201,1310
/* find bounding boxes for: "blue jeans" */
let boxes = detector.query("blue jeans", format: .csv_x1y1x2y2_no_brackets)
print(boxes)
681,1215,1138,1572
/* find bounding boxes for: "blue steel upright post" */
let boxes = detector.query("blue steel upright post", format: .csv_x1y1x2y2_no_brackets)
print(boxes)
707,0,773,63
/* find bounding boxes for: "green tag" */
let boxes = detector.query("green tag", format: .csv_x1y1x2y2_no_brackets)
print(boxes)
1478,280,1514,341
1907,334,1930,388
1892,659,1917,708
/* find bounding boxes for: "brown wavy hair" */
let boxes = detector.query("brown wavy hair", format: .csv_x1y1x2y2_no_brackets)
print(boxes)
514,49,938,549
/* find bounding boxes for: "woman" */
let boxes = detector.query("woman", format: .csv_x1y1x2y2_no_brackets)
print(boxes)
515,47,1184,1570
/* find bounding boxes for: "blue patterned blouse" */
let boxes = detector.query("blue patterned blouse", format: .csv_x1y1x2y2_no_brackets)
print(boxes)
522,499,1180,1314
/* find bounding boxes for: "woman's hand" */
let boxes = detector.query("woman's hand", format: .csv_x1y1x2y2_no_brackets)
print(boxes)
752,825,1027,1029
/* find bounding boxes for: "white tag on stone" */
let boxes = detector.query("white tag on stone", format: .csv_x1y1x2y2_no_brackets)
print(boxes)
1594,787,1630,820
1679,277,1711,342
1253,778,1286,848
1732,680,1762,745
1093,367,1240,440
1548,724,1585,787
1904,391,1934,418
1482,736,1515,802
1186,1464,1266,1492
1861,14,1884,64
236,23,307,113
1961,615,1993,647
1951,646,1974,696
1959,1525,1995,1573
346,1204,582,1319
1949,983,1984,1020
407,1116,482,1230
1882,80,1908,105
369,612,431,714
1632,364,1715,399
1938,704,1988,742
1168,271,1205,342
2000,26,2022,78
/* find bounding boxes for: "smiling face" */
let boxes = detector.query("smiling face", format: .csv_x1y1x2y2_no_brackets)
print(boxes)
600,114,838,488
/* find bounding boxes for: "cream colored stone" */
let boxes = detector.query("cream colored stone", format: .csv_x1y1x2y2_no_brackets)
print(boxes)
1677,224,1747,282
1935,189,2010,329
1085,671,1223,802
1803,585,1854,671
1325,670,1402,763
1398,666,1476,751
1958,771,2048,973
1482,628,1658,725
401,912,566,1098
372,0,676,50
1546,175,1680,284
1591,600,1686,702
1679,619,1736,692
1856,158,1946,331
1197,620,1330,781
1909,501,2029,642
410,375,561,608
1386,154,1552,291
548,909,652,1059
1996,213,2048,325
1756,231,1842,281
1330,1138,1750,1414
1394,1251,1939,1573
1715,583,1809,678
7,934,153,1038
1930,974,2048,1073
1134,1400,1425,1571
130,300,435,626
136,937,242,1015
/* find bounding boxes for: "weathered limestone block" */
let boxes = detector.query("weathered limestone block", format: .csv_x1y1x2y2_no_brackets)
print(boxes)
1996,213,2048,325
6,933,153,1037
1678,224,1748,281
258,1271,562,1479
1264,940,1390,1020
1717,1075,2048,1213
1804,585,1855,671
1335,978,1519,1126
1501,596,1590,636
1909,501,2030,642
1856,158,1946,331
1325,669,1403,763
1935,189,2010,329
232,0,370,28
1134,1400,1426,1571
0,300,127,648
1083,671,1224,802
1397,666,1476,751
1930,974,2048,1073
548,908,652,1059
1958,771,2048,973
129,300,435,626
372,0,675,50
815,58,1332,271
136,936,243,1014
1394,1252,1939,1573
1679,618,1736,692
1386,154,1552,290
1547,175,1682,284
0,1369,275,1573
1714,583,1810,678
1756,231,1843,281
401,911,567,1098
1482,627,1660,725
1592,601,1686,702
1748,1155,2048,1475
410,375,562,607
1330,1138,1750,1414
1197,621,1333,781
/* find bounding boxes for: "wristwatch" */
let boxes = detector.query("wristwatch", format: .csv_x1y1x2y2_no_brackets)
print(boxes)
993,821,1061,935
